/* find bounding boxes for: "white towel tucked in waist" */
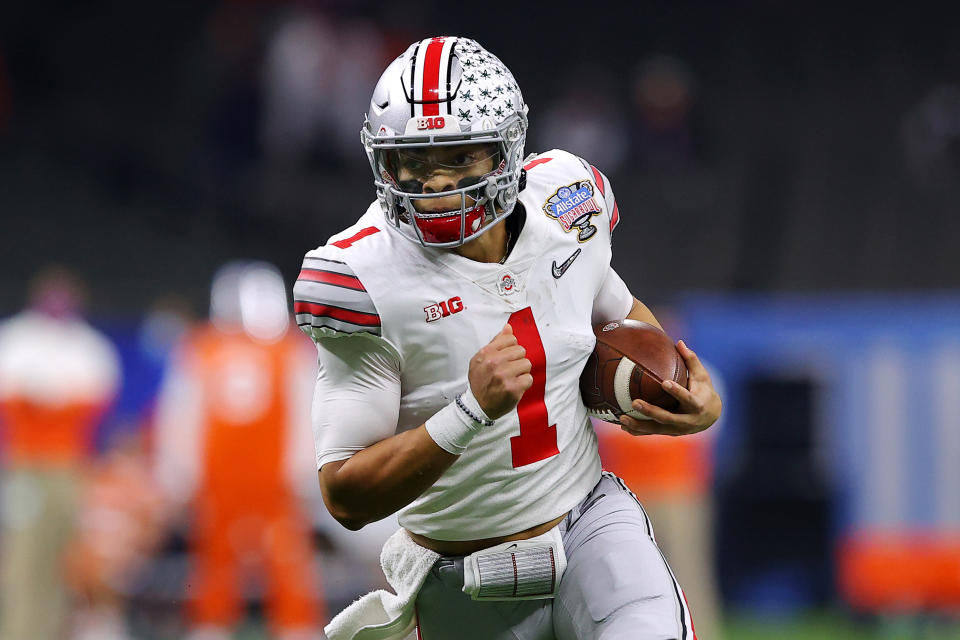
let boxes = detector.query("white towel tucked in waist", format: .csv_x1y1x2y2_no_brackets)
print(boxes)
324,528,440,640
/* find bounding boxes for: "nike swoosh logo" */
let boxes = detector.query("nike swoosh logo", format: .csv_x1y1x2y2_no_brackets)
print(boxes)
552,248,582,279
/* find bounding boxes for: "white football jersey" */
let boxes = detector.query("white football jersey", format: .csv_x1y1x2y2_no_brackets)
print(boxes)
295,149,629,540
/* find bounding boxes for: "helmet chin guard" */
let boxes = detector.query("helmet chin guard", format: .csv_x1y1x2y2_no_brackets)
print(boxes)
413,203,488,245
361,36,528,248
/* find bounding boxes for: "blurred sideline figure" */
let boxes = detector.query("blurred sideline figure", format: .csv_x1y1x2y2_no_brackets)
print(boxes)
594,421,721,637
154,261,324,640
67,431,167,640
0,267,121,640
534,67,629,173
68,296,194,640
594,312,722,638
629,54,698,171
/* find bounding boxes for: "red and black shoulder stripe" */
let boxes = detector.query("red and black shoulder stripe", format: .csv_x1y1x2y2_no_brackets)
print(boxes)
577,157,620,235
293,255,382,337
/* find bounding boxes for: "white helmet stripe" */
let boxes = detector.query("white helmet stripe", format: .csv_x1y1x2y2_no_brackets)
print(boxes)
439,37,456,115
412,40,428,116
408,41,421,117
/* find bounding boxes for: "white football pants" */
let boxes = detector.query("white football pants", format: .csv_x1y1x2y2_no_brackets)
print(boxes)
414,472,697,640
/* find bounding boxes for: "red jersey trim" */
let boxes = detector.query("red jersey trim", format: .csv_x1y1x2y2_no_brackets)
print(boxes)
293,301,381,327
590,165,606,197
523,157,553,171
297,269,367,292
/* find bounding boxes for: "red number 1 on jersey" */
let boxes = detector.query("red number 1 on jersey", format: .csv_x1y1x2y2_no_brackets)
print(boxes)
508,307,559,467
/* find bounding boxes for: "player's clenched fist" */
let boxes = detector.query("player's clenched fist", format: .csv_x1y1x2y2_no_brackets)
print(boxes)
468,324,533,419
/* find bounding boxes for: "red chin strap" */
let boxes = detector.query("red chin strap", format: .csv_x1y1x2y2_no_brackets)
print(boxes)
414,204,488,244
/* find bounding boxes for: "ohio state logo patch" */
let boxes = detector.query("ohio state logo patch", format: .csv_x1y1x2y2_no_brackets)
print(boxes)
497,270,518,296
543,180,600,242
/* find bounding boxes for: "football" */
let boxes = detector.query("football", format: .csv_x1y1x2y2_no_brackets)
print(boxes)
579,320,689,422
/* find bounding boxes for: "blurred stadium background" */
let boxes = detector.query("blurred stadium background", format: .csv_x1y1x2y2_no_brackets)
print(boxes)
1,1,959,638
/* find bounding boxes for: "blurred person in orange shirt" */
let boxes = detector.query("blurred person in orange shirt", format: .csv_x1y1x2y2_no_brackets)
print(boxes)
594,310,723,639
153,261,324,640
0,267,121,640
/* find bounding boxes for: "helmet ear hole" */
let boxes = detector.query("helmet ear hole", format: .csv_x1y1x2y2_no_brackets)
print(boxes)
497,185,517,211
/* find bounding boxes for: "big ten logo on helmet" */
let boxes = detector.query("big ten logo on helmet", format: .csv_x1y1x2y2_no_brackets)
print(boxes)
542,180,601,242
416,116,446,130
424,296,465,322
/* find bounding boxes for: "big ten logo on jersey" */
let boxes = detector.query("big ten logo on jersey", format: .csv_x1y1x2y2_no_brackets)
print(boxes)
416,116,446,130
424,296,465,322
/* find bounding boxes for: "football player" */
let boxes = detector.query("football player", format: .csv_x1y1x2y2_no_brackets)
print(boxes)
294,37,721,640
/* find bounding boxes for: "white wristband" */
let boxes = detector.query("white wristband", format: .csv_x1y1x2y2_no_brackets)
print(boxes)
456,387,494,426
425,387,494,455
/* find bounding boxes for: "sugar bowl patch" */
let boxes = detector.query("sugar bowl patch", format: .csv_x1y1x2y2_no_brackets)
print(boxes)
542,180,601,242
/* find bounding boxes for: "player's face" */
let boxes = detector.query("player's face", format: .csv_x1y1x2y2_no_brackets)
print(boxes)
391,143,500,213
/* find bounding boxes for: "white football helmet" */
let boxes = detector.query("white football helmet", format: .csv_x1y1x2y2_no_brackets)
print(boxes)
210,261,290,343
361,37,528,248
